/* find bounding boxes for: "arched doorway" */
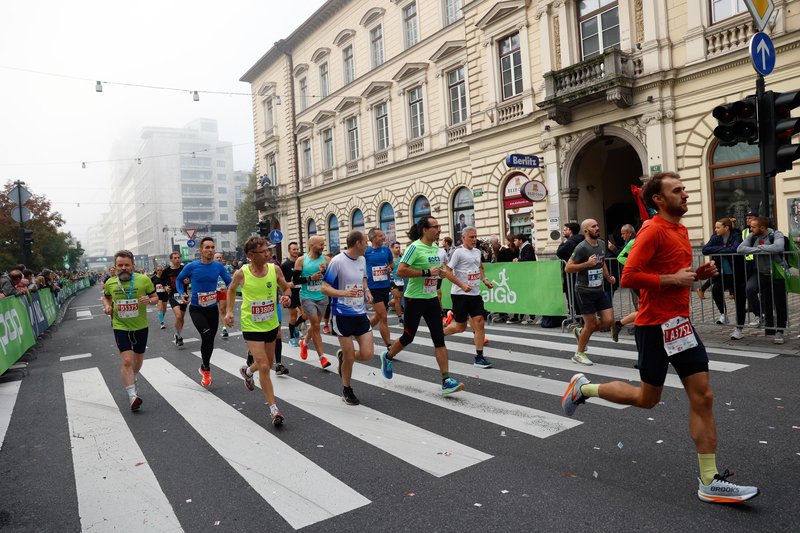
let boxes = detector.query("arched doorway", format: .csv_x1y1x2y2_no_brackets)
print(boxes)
568,132,645,245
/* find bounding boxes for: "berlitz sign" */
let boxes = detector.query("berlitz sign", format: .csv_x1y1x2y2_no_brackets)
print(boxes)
505,154,540,168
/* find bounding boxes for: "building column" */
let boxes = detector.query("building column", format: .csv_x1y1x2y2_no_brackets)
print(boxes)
684,0,707,65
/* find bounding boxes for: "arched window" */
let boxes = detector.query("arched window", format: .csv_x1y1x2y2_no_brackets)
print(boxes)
412,195,431,224
709,142,771,230
328,214,340,254
352,209,365,234
452,187,474,246
380,203,395,243
307,219,317,238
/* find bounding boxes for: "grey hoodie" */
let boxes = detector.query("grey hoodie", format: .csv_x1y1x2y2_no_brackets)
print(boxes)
737,228,786,275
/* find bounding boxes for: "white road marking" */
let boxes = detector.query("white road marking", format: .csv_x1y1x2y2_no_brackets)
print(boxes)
142,358,370,530
60,353,92,362
0,381,22,452
76,310,92,318
198,348,493,477
62,367,182,532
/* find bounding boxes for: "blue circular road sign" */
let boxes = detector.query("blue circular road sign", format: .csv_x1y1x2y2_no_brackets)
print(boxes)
269,230,283,243
749,32,776,76
186,239,196,248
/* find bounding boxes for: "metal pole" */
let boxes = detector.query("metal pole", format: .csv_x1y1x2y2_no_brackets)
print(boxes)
756,74,771,221
14,180,26,265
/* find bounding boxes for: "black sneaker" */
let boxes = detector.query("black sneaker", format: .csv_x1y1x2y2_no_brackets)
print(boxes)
336,349,343,376
130,396,143,411
221,328,229,338
275,363,289,376
342,386,360,405
175,334,184,347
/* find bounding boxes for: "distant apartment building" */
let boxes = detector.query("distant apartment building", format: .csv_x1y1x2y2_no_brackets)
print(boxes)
241,0,800,256
101,118,242,259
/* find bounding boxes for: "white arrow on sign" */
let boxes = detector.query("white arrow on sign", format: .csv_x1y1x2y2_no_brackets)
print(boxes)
756,38,771,71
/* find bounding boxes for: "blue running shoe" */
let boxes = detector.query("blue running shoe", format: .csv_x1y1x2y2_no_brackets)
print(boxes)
380,350,393,379
289,337,299,347
442,377,464,395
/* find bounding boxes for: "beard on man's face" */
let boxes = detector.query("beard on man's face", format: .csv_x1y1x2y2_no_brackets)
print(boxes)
118,271,132,281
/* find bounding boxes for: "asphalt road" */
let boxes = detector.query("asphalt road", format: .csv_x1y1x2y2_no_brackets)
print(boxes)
0,287,798,532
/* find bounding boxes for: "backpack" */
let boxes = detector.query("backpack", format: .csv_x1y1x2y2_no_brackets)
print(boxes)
767,231,799,269
540,315,566,328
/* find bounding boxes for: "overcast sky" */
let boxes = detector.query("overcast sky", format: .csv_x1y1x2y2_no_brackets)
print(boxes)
0,0,323,244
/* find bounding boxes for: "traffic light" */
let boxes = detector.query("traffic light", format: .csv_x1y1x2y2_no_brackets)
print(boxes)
761,90,800,174
257,219,270,237
712,96,758,147
23,228,33,246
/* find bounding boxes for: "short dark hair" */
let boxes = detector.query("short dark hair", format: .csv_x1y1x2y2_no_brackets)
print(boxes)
170,251,181,259
514,234,527,242
347,230,365,249
288,241,298,248
114,249,134,262
753,216,770,229
564,222,580,235
640,171,681,211
200,236,214,246
244,236,267,254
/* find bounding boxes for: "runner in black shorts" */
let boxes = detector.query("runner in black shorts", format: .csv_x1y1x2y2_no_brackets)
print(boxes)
280,241,305,346
365,228,394,349
150,265,168,329
161,251,187,346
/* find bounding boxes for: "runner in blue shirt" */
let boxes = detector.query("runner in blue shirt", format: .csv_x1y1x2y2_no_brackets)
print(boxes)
365,228,394,349
176,237,232,387
322,230,374,406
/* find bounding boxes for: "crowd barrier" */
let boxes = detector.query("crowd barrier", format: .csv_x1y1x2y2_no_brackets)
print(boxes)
0,279,91,375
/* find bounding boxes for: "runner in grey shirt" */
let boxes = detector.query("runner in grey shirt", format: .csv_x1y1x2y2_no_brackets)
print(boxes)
565,219,616,365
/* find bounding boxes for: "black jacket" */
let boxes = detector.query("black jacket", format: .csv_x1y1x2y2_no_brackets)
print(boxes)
518,241,536,262
556,234,584,262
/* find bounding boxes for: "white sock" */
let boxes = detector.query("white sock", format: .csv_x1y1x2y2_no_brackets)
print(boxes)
269,403,279,415
176,328,182,337
245,366,254,377
125,384,137,400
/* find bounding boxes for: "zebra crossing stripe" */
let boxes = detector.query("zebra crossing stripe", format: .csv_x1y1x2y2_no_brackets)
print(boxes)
199,348,493,477
484,323,778,360
279,346,582,439
0,381,22,452
141,358,370,530
369,333,625,410
386,325,685,388
62,367,182,532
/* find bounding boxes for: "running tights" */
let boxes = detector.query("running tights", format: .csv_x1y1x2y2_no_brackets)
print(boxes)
189,305,219,370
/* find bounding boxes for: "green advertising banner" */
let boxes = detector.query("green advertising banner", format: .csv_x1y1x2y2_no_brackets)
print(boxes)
440,261,567,316
0,296,37,375
39,288,58,326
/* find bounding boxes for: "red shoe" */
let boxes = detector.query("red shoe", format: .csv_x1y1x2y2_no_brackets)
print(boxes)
130,396,142,411
483,337,489,345
271,409,284,427
319,356,331,369
444,310,454,326
199,368,212,387
299,339,308,360
323,325,331,335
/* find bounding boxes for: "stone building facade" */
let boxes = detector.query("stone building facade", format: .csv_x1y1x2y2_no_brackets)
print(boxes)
241,0,800,256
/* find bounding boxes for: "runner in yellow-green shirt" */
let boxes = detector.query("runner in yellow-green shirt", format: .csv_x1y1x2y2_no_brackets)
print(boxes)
102,250,157,411
225,236,292,427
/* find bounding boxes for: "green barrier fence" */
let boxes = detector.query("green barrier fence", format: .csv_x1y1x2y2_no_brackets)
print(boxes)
0,295,38,375
440,261,567,316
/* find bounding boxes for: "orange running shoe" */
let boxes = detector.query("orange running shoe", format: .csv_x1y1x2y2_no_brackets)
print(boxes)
199,368,212,387
484,337,489,345
299,339,308,360
319,356,331,369
444,310,454,326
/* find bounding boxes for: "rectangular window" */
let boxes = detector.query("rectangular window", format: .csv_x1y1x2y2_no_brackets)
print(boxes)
217,174,227,181
343,45,355,84
319,62,329,97
499,33,523,100
222,241,231,249
265,98,274,129
218,187,227,194
447,67,467,125
578,1,620,60
301,139,312,177
711,0,746,23
220,214,229,221
267,153,277,183
322,127,334,169
346,117,359,161
408,86,425,139
443,0,461,25
375,102,389,151
403,2,419,49
371,25,385,68
216,160,226,168
219,200,228,207
299,77,308,111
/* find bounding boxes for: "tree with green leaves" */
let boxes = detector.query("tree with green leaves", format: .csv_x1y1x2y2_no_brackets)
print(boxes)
236,168,258,248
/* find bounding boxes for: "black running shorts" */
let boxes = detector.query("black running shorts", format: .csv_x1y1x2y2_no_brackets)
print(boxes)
114,328,149,354
331,315,371,338
451,294,486,323
634,324,709,387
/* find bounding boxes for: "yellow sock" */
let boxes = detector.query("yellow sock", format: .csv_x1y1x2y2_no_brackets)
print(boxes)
580,383,600,397
698,453,718,485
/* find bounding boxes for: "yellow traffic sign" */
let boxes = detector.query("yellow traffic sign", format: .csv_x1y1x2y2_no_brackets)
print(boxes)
744,0,775,32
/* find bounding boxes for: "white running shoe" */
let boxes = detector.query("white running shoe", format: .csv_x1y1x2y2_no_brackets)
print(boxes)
571,352,593,366
697,470,759,503
730,328,743,340
716,313,728,325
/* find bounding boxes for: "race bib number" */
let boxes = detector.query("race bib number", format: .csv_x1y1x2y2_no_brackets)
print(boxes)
155,284,165,293
343,283,364,308
371,265,389,282
216,278,227,291
394,277,404,287
197,291,217,307
307,279,322,292
116,299,139,319
661,316,698,356
250,299,275,322
422,277,438,295
466,271,481,282
587,268,603,288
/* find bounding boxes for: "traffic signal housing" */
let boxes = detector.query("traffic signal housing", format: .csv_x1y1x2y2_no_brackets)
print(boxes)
767,90,800,173
712,97,759,147
257,219,270,237
23,228,33,246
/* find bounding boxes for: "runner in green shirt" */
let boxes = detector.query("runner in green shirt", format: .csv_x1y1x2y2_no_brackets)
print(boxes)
102,250,157,411
379,216,466,395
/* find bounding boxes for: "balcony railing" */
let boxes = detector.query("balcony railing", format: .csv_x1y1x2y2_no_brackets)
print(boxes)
497,100,524,125
253,185,279,210
447,124,467,144
539,48,636,125
407,138,424,157
705,16,755,58
375,150,389,166
322,169,334,182
346,160,359,176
